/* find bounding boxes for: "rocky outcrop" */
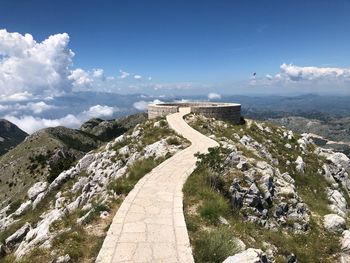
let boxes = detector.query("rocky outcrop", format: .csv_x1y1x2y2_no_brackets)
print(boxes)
227,149,309,232
5,222,31,250
323,214,346,232
27,182,48,200
223,248,270,263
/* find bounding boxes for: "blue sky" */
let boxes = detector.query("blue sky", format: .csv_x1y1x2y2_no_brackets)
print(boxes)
1,0,350,86
1,0,350,132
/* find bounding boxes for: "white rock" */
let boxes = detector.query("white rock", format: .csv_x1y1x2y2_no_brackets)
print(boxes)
223,248,269,263
327,189,347,217
327,153,350,171
144,139,168,158
284,143,292,149
55,254,71,263
14,200,32,216
341,230,350,252
15,209,64,258
100,211,109,219
15,211,60,257
295,156,305,174
324,214,346,232
27,182,48,200
48,167,77,192
32,192,46,209
77,153,95,171
5,222,31,249
118,145,130,155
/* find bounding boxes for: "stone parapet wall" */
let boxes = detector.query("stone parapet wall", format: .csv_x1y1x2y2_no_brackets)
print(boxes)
148,102,241,123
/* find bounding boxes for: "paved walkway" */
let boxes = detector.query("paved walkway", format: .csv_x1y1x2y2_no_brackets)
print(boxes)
96,108,218,263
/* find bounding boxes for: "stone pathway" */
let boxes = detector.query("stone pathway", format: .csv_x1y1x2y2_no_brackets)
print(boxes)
96,108,218,263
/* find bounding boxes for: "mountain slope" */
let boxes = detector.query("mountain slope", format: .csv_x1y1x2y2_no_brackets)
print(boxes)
0,117,188,262
183,114,350,263
0,119,28,156
0,114,147,210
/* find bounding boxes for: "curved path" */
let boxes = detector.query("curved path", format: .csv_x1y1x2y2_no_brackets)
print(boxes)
96,108,218,263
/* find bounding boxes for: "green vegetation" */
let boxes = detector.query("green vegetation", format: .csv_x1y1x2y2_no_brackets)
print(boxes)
183,115,342,262
108,156,168,195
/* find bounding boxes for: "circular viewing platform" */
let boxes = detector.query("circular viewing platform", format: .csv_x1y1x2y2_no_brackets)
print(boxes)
148,102,241,123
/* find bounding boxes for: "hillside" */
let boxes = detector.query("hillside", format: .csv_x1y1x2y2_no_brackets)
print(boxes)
0,117,188,262
183,114,350,262
1,113,350,262
0,114,147,210
0,120,28,156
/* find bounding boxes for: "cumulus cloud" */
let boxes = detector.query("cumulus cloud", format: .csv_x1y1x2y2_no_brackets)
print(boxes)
208,92,221,100
133,99,163,111
92,68,104,79
266,64,350,82
118,70,130,79
82,105,115,118
14,101,55,114
0,91,33,102
0,29,74,96
4,104,118,134
4,114,81,134
134,74,142,80
68,68,92,88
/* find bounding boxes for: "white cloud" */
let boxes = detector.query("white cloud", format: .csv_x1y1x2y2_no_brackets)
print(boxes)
208,92,221,100
134,74,142,80
92,68,104,79
4,114,81,134
0,29,74,96
0,91,33,101
118,70,130,79
148,76,152,81
133,99,163,111
68,68,92,88
268,64,350,82
0,105,9,111
82,105,115,118
4,104,118,134
26,101,54,114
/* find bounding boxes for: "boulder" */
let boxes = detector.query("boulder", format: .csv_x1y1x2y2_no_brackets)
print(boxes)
324,214,346,232
14,200,32,216
15,209,64,258
341,230,350,252
5,222,31,249
223,248,270,263
27,182,48,200
327,189,347,217
54,254,71,263
295,156,305,175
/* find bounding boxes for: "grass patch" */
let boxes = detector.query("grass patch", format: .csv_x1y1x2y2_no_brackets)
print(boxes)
192,227,239,263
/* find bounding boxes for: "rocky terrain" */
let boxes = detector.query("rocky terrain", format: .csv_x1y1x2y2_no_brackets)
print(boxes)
0,120,28,156
0,114,147,210
184,114,350,263
1,111,350,263
0,117,188,262
269,116,350,158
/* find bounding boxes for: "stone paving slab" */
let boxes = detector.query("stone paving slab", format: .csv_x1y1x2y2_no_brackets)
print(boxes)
96,107,218,263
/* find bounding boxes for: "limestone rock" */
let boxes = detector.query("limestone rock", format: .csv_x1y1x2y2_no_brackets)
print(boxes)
14,200,32,216
223,248,270,263
15,209,64,258
327,188,347,217
54,254,71,263
295,156,305,174
5,222,31,249
324,214,346,232
27,182,48,200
